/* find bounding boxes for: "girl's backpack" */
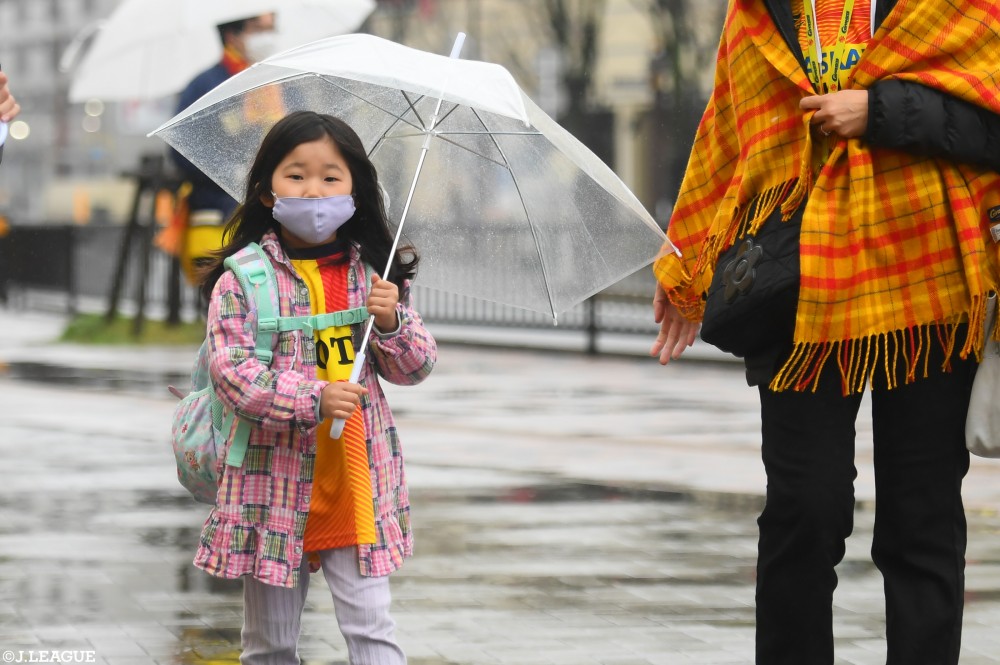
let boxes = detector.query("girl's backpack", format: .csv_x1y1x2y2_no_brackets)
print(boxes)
170,242,368,503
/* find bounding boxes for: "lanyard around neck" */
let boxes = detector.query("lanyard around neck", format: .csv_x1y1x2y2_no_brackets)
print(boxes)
802,0,875,93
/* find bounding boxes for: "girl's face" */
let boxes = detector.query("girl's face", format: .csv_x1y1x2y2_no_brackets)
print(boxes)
265,136,354,247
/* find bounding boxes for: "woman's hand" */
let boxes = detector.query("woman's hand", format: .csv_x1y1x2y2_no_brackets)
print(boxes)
0,71,20,122
651,283,699,365
319,381,368,420
801,89,868,139
367,273,400,332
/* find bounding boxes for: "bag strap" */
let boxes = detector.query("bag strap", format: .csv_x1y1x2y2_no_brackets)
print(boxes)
217,242,280,468
225,242,279,364
271,306,369,335
258,246,368,335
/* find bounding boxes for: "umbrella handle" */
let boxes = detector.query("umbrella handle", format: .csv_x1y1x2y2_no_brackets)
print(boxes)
329,349,367,439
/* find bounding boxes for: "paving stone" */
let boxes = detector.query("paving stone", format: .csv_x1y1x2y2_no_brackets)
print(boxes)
3,309,1000,663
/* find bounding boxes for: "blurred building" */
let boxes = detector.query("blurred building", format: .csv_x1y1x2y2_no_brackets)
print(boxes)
0,0,724,226
366,0,725,224
0,0,169,224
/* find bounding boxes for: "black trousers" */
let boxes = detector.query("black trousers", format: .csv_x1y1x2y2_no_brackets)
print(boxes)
754,341,976,665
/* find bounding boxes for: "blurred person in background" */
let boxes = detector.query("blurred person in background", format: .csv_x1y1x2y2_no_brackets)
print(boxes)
165,13,278,285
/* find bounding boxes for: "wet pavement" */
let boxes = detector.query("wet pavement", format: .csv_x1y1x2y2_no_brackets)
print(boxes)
3,309,1000,664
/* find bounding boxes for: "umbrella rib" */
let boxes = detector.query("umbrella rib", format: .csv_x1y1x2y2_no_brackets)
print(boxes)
368,113,426,161
400,90,429,130
318,75,425,133
431,102,461,129
434,134,512,169
379,130,542,138
434,131,543,136
469,107,559,320
377,131,512,170
314,76,435,161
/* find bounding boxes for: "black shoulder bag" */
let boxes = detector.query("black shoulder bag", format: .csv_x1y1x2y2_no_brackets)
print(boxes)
700,203,803,358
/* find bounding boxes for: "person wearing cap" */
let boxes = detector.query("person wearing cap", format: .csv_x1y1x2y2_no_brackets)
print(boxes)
166,14,278,285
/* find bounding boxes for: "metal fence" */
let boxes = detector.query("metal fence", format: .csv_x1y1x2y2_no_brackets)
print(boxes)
0,224,660,348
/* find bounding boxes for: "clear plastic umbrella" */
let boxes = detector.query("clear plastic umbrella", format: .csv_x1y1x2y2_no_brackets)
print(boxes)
150,32,675,434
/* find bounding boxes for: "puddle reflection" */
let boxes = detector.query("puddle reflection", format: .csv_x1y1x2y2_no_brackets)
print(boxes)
5,361,186,396
174,626,241,664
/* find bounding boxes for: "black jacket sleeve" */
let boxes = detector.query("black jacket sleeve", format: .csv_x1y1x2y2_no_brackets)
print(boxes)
865,79,1000,172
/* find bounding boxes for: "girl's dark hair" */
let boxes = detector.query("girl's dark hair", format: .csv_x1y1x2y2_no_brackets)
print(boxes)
200,110,419,300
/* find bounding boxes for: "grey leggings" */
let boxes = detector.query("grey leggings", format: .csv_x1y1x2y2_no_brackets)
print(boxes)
241,547,405,665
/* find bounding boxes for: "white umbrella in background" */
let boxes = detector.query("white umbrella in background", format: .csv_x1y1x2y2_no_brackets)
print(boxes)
65,0,375,103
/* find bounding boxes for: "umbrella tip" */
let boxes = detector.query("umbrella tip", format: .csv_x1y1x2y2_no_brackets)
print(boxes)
449,33,466,59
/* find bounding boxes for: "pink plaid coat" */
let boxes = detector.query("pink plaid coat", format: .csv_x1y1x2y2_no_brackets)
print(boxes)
195,232,436,588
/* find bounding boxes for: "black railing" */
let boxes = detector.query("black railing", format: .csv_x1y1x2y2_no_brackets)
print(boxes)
0,224,78,312
0,224,659,349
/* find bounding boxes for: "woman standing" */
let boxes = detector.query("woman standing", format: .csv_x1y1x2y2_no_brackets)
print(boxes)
651,1,1000,663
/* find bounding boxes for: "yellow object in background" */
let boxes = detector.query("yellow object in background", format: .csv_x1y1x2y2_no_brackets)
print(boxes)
180,210,226,285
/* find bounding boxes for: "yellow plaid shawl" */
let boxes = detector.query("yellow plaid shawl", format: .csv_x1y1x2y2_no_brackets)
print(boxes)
655,0,1000,393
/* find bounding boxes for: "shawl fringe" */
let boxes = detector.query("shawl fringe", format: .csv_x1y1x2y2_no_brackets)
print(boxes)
769,292,993,394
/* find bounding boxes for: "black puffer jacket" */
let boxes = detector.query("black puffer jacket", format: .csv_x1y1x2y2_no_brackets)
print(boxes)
866,80,1000,172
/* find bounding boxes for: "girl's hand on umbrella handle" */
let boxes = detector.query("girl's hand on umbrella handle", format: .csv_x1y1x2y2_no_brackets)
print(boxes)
319,381,367,421
368,273,400,332
651,284,698,365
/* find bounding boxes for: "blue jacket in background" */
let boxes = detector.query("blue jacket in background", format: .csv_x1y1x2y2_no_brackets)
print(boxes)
170,63,239,217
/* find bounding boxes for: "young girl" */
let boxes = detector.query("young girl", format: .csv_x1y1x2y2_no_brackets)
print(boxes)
198,110,436,664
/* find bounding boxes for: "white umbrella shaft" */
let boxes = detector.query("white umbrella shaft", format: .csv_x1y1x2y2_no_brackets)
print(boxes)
331,33,467,440
328,347,366,439
329,131,433,439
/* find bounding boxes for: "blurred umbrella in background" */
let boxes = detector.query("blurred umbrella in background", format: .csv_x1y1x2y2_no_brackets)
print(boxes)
63,0,375,103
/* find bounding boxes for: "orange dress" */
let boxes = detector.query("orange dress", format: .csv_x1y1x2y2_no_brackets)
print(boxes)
291,246,377,553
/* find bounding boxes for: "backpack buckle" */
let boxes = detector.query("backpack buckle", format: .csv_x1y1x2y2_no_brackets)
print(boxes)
341,307,368,325
257,317,278,333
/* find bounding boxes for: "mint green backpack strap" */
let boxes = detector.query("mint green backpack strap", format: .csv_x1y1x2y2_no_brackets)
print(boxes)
361,260,375,293
359,258,376,339
226,242,279,365
275,307,368,335
220,242,280,468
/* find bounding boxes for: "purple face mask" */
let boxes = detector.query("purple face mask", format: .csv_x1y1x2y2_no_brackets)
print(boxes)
270,193,356,244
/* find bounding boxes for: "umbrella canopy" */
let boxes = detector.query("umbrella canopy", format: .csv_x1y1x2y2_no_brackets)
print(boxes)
67,0,375,102
151,33,673,320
